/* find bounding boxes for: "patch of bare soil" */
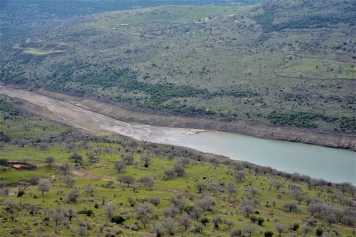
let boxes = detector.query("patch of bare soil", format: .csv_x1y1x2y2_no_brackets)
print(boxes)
0,84,355,151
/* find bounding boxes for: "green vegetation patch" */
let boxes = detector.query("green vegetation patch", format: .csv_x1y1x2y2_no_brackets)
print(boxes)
275,58,356,79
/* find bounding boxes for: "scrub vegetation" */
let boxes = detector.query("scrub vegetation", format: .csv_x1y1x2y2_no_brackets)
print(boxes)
1,0,355,134
1,78,356,237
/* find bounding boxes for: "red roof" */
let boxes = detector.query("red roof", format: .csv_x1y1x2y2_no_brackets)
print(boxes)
13,164,23,169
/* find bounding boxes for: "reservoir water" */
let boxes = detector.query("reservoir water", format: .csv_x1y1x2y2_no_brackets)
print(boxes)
0,87,355,184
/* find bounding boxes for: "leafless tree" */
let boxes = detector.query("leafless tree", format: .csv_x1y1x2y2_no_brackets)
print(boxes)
197,195,216,212
235,170,246,181
61,175,76,187
104,203,116,219
28,175,40,185
26,203,39,215
173,164,185,177
275,223,287,237
114,161,126,173
123,154,134,165
223,219,234,229
141,154,151,165
226,182,238,197
210,182,222,196
4,200,19,213
195,182,207,194
163,206,179,218
242,223,259,237
135,203,152,217
151,224,164,237
190,207,204,221
283,202,298,212
180,213,192,230
64,207,76,222
162,218,178,235
164,169,175,179
249,187,259,197
139,215,150,228
59,163,71,174
302,224,312,237
121,176,135,187
51,209,65,227
212,216,223,229
67,188,81,202
274,182,284,191
139,176,154,188
45,156,56,166
148,196,161,206
38,179,50,196
85,185,96,197
241,204,254,217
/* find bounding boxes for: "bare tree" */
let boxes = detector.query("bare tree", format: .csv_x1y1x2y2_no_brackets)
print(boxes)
302,224,312,237
61,175,76,187
180,213,192,230
85,185,96,197
45,156,56,166
173,164,185,177
249,187,259,197
139,176,154,188
4,200,19,213
26,203,39,215
274,182,284,191
151,224,164,237
59,163,71,174
190,207,204,221
51,209,65,227
210,182,222,196
241,204,254,217
283,202,298,212
141,154,151,165
242,223,259,237
104,203,116,219
212,216,223,229
163,206,179,218
114,161,126,173
67,188,81,202
195,182,207,194
121,176,135,187
148,197,161,206
123,154,134,165
197,195,216,212
28,175,40,185
64,207,76,222
37,179,50,196
275,223,287,237
226,182,238,198
139,215,151,228
162,218,178,235
223,219,234,230
235,170,246,181
68,153,83,163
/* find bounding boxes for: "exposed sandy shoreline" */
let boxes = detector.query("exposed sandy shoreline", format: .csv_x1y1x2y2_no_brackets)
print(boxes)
1,84,355,151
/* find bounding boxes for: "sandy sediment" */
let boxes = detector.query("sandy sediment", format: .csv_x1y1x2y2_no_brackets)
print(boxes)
0,85,355,151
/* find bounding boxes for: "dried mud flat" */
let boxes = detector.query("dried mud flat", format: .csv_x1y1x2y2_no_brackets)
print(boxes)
0,84,355,151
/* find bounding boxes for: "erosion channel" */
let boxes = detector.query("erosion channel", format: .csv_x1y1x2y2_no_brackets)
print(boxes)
0,86,355,184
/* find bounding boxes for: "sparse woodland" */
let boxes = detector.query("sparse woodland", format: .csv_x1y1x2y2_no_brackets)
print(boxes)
1,94,356,237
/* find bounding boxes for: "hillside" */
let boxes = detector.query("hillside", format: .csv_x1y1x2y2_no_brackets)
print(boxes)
0,0,355,136
0,98,355,237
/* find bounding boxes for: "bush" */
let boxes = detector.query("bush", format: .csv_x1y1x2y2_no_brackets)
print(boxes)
94,204,99,209
316,227,323,236
78,209,93,216
200,217,209,226
264,231,274,237
292,223,300,231
111,215,125,224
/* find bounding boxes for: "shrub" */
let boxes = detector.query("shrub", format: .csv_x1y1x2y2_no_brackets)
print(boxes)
264,231,274,237
200,217,209,226
111,215,125,224
292,223,300,231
